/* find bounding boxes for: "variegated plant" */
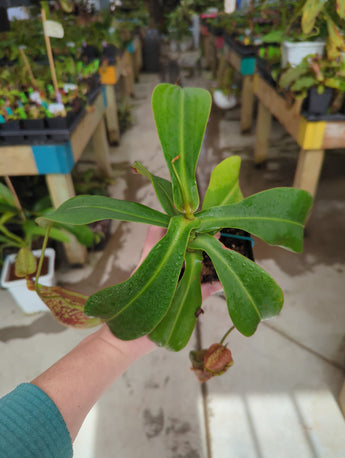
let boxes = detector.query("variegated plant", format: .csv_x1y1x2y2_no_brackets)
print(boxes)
23,83,312,352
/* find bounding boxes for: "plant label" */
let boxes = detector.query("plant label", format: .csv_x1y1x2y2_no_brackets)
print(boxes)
44,20,64,39
48,103,66,117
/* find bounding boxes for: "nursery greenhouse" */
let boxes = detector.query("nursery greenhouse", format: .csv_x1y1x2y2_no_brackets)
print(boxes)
0,1,345,457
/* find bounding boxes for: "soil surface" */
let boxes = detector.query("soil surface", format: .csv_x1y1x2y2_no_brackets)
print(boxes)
201,228,254,283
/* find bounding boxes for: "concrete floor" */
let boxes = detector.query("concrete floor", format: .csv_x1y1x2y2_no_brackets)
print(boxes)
1,72,345,457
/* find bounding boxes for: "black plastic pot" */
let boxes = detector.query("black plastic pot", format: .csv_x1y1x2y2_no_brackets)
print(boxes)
306,87,334,116
46,117,70,142
256,57,277,88
102,44,118,65
0,120,24,145
201,228,255,283
22,118,46,142
81,45,99,63
224,34,257,57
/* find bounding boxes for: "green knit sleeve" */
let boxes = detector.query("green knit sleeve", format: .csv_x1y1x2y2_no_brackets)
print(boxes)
0,383,73,458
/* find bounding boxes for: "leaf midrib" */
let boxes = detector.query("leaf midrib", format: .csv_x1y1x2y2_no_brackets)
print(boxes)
108,222,188,321
207,239,261,320
198,214,304,228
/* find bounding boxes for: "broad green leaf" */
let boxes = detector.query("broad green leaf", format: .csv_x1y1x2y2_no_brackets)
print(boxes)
149,250,203,351
22,220,70,244
0,182,17,207
132,161,179,216
279,66,309,89
15,247,37,277
202,156,243,210
189,235,283,336
291,76,316,92
55,223,96,247
337,0,345,19
152,83,211,214
196,188,313,252
85,216,200,340
302,0,325,34
36,195,170,229
261,30,285,43
0,203,19,213
326,16,345,49
26,278,102,328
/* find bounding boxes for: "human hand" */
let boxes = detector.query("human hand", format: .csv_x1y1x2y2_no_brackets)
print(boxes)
102,225,222,357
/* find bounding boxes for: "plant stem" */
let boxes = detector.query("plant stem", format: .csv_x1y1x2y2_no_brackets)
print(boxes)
35,225,51,291
171,156,195,220
220,326,235,345
5,176,25,221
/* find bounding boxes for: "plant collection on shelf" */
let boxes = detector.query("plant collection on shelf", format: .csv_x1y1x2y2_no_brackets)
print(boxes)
14,83,313,381
0,0,149,134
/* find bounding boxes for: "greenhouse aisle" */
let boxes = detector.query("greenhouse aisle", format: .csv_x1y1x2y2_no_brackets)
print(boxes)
1,72,345,458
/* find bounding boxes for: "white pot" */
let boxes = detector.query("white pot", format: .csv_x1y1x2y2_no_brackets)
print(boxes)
1,248,56,314
281,40,326,68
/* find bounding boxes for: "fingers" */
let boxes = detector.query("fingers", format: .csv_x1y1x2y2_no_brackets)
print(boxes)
201,280,223,301
136,225,167,268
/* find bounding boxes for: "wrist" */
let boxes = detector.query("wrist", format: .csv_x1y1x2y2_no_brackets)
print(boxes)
94,324,157,363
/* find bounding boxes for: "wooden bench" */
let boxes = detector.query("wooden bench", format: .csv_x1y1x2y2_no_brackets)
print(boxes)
253,74,345,199
224,42,256,133
0,89,112,265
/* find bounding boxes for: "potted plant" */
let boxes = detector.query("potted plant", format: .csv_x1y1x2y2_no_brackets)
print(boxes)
166,0,194,52
278,54,345,116
0,181,98,313
28,83,312,379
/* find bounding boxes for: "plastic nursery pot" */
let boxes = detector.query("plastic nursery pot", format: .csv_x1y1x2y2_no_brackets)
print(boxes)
102,44,117,65
0,120,24,145
306,87,334,116
281,40,326,68
0,248,56,314
201,228,254,283
46,116,70,142
22,118,46,142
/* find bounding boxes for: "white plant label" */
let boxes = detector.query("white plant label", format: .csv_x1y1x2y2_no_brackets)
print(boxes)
44,20,64,39
225,0,236,13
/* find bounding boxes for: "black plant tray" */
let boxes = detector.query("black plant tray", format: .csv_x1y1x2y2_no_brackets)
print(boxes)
256,57,279,89
224,34,258,57
0,86,102,146
301,111,345,122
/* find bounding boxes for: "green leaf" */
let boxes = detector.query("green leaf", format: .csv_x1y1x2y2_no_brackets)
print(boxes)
302,0,325,35
202,155,243,210
291,76,316,92
189,235,284,336
149,250,203,351
279,66,309,89
152,83,211,214
36,195,170,229
132,161,179,216
15,247,37,278
196,188,313,252
22,220,70,243
85,216,200,340
261,30,285,43
337,0,345,19
0,182,17,207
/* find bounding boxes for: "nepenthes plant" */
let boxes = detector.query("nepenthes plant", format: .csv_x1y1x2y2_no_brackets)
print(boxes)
17,83,312,380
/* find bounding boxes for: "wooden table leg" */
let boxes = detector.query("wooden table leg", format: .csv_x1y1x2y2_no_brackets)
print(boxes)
241,75,254,133
293,148,325,198
104,85,120,145
254,100,272,164
45,173,87,265
91,118,113,179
